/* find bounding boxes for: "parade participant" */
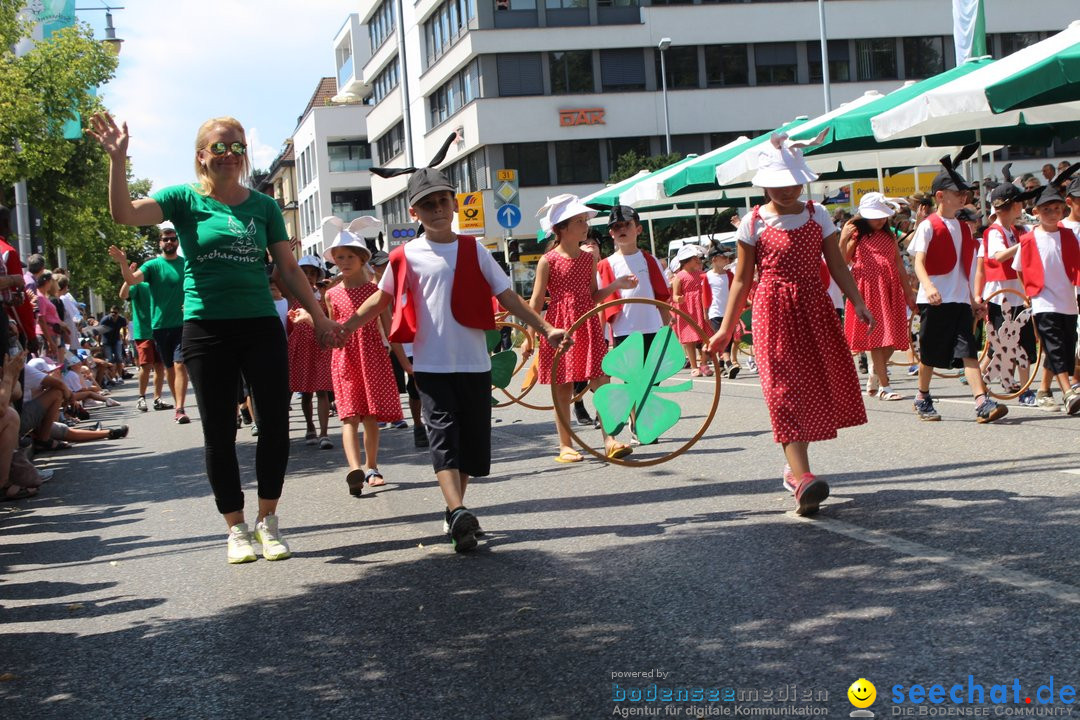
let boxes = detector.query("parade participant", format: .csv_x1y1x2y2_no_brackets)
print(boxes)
973,183,1038,405
1013,170,1080,414
909,150,1007,424
671,244,713,377
119,277,166,412
342,155,567,552
108,223,186,419
709,134,872,516
287,255,334,450
706,246,735,375
840,193,914,401
90,111,344,564
530,194,634,464
322,230,404,495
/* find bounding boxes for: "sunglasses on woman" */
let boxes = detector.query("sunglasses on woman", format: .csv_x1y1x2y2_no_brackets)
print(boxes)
205,141,247,157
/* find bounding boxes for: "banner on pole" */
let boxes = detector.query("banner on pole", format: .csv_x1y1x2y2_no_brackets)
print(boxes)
952,0,987,65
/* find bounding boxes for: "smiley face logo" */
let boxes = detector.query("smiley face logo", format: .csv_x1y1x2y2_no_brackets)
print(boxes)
848,678,876,708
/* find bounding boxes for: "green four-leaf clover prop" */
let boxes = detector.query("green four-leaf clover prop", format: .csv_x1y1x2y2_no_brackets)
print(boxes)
594,327,692,444
487,329,517,405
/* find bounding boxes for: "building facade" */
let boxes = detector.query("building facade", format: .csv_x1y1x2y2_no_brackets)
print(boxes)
349,0,1076,241
257,141,300,258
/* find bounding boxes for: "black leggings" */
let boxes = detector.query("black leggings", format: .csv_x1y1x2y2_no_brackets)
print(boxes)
182,316,290,515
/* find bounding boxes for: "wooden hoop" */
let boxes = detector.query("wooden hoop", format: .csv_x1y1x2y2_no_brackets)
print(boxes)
978,288,1042,400
549,298,723,467
493,321,590,411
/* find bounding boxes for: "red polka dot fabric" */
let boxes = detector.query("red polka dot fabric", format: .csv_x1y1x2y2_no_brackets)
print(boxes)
845,229,910,353
537,250,607,385
287,299,333,393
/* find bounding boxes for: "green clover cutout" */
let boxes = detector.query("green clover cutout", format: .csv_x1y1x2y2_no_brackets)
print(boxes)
594,327,693,444
487,329,517,405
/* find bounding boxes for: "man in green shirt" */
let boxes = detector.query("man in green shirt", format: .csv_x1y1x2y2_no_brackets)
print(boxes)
120,278,166,413
108,223,190,423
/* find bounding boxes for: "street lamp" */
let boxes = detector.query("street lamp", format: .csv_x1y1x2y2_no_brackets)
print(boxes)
658,37,672,155
75,5,125,54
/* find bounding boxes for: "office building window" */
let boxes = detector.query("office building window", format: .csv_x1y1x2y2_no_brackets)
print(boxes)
331,190,374,222
555,140,601,184
375,122,405,165
372,61,399,105
902,37,945,79
856,39,897,81
496,0,537,7
369,1,395,51
600,48,646,92
550,50,594,94
381,193,408,225
996,32,1042,58
607,136,651,171
655,45,699,90
497,53,544,96
808,40,851,83
444,148,490,193
704,44,748,87
328,142,372,173
503,142,550,187
429,60,479,128
425,0,477,66
754,42,797,85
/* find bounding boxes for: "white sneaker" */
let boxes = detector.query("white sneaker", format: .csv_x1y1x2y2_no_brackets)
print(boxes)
253,515,292,561
227,523,257,564
106,398,121,407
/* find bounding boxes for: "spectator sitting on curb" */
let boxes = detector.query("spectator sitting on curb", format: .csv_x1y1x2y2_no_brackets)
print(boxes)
0,352,35,500
22,358,129,451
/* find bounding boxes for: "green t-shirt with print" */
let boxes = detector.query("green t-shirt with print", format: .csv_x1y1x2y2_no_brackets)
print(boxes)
127,282,153,340
151,184,284,321
137,256,185,330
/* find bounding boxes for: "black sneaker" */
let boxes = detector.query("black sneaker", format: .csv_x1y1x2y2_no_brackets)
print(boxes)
443,508,484,538
413,425,429,448
573,403,593,426
857,353,869,375
727,363,740,379
153,398,173,411
107,425,129,440
975,397,1008,424
447,507,480,552
913,394,941,421
240,407,253,425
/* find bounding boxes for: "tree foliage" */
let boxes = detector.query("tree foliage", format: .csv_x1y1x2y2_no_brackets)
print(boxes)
608,151,684,185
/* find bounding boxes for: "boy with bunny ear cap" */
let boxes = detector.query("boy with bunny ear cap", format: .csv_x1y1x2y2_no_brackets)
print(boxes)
339,133,572,552
909,145,1007,424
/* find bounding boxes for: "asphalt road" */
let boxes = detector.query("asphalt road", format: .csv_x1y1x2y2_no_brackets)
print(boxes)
1,364,1078,720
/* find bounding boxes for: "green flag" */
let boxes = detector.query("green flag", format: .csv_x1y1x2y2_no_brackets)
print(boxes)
952,0,987,64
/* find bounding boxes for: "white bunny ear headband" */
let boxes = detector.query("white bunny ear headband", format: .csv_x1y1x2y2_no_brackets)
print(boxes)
770,127,829,152
535,193,596,234
321,215,382,235
321,215,381,264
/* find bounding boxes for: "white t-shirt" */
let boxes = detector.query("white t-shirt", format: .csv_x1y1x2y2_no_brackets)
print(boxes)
706,268,731,319
734,204,838,247
979,225,1024,301
377,236,511,373
604,251,666,337
23,363,46,399
1061,217,1080,235
908,217,974,305
1011,227,1079,315
273,297,289,329
63,369,83,393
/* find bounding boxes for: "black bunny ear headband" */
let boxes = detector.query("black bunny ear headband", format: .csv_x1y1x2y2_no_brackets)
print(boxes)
369,132,458,179
938,143,979,190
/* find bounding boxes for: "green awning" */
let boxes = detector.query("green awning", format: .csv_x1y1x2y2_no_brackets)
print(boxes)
984,40,1080,112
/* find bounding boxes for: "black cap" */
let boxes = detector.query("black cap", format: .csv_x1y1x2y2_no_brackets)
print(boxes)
369,251,390,267
608,205,640,226
1034,184,1067,208
990,183,1023,208
407,168,456,207
1068,176,1080,197
931,170,976,194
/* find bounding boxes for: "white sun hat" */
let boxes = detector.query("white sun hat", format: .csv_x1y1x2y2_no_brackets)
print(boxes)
298,254,326,275
321,215,380,263
536,193,597,234
675,244,705,263
857,192,899,220
750,130,826,188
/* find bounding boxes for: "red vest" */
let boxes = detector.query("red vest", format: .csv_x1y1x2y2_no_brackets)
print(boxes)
1017,226,1080,298
924,213,976,278
596,250,671,326
981,223,1021,282
387,235,495,343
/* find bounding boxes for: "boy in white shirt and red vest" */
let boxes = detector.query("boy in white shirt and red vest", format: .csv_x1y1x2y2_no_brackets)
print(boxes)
1012,173,1080,415
343,167,568,552
596,205,671,351
909,154,1007,423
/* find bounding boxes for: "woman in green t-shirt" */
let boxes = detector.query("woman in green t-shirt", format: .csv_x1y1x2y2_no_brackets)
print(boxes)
89,112,345,565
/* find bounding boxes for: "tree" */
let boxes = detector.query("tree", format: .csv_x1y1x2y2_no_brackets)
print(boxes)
608,150,684,185
0,17,118,188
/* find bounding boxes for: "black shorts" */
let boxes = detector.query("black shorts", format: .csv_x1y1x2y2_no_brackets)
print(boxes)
613,331,657,355
153,326,184,368
918,302,978,369
1034,312,1079,375
391,351,419,400
414,371,492,478
988,302,1037,363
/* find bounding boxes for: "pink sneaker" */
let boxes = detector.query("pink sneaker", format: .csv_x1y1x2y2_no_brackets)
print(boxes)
793,473,830,516
782,464,797,493
699,364,714,377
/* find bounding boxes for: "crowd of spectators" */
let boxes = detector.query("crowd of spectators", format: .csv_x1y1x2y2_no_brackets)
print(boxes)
0,206,132,501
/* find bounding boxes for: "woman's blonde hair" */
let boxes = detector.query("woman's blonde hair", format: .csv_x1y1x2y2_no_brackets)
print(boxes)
193,116,250,196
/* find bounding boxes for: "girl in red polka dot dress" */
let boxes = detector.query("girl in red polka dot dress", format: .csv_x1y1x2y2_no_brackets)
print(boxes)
529,194,635,463
288,256,335,448
671,245,714,376
323,231,404,496
710,136,873,516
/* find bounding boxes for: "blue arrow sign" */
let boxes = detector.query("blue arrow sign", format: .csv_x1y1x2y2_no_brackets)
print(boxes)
496,203,521,229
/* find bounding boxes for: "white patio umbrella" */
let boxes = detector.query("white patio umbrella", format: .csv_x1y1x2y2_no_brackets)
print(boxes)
871,21,1080,141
